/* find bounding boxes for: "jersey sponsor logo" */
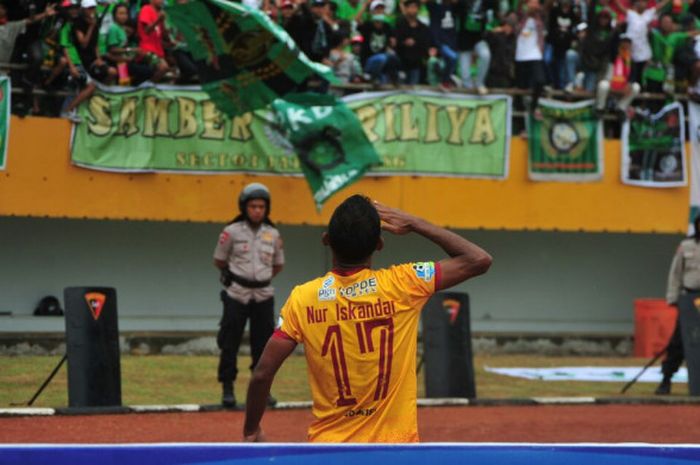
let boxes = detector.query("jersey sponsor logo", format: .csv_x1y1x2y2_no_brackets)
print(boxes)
338,277,377,298
318,275,337,301
84,292,106,320
412,262,435,282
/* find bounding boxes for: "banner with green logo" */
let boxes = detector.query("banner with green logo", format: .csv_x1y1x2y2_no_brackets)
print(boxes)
271,93,380,208
527,98,603,182
165,0,336,117
71,86,511,178
621,102,687,188
344,91,511,177
0,77,9,170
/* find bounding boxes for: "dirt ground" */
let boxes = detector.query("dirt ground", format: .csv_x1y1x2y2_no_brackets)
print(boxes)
2,405,700,443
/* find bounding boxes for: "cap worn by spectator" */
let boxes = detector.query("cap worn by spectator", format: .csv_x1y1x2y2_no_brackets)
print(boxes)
311,0,326,6
279,0,293,8
369,0,385,11
81,0,96,8
576,22,587,32
403,0,418,6
350,34,363,43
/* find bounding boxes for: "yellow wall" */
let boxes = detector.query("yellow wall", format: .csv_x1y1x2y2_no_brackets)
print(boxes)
0,115,689,233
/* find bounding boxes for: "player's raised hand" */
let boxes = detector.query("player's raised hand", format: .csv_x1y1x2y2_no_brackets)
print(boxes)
373,201,418,235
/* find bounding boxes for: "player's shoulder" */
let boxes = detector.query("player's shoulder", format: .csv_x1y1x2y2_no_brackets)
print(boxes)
377,262,437,280
289,274,330,299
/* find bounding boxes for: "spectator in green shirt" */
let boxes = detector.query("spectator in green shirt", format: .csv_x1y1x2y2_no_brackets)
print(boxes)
644,12,699,92
336,0,363,33
58,1,85,82
103,2,159,84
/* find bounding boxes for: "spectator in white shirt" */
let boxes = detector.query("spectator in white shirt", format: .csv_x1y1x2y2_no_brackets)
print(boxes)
622,0,670,83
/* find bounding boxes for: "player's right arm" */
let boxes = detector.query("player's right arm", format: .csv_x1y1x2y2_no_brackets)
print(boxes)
243,290,303,441
374,201,492,289
243,335,297,441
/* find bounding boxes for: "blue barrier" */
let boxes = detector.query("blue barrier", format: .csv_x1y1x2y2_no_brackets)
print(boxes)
2,444,700,465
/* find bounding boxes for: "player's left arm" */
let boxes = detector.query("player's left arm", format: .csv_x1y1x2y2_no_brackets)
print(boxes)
243,335,297,441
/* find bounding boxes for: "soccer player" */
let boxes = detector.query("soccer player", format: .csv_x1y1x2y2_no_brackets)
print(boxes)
243,195,492,442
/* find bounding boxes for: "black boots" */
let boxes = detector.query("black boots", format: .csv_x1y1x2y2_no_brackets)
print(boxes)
655,376,672,395
222,382,236,407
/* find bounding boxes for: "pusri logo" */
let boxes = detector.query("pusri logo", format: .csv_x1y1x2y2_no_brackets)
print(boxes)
318,275,337,301
84,292,106,320
412,262,435,282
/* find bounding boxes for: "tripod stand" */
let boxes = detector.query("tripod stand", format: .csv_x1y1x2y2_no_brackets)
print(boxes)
10,354,67,407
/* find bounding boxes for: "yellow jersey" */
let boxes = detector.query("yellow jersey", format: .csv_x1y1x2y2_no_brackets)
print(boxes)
276,262,441,442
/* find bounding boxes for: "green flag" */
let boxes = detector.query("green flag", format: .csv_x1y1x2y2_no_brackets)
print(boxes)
271,93,381,208
527,99,603,182
166,0,337,116
0,77,9,170
621,102,686,187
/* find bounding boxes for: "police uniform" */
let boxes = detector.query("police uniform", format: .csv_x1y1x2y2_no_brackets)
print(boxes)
213,219,285,391
660,237,700,391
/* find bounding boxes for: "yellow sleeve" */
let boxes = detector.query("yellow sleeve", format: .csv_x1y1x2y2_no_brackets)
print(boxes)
278,287,304,344
387,262,440,299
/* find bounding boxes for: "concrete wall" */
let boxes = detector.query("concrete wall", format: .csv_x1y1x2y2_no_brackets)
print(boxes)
0,217,682,336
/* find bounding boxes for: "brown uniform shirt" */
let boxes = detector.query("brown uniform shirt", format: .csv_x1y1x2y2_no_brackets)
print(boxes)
213,221,285,304
667,238,700,304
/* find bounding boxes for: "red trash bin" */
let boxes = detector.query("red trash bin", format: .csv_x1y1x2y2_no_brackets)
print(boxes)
633,299,678,358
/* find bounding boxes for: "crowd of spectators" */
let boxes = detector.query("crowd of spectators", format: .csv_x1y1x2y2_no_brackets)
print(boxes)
2,0,700,117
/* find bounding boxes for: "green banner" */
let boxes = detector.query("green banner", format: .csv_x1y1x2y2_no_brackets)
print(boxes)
165,0,336,117
0,77,9,170
621,102,686,188
345,91,511,177
71,86,511,178
272,93,380,208
527,98,603,182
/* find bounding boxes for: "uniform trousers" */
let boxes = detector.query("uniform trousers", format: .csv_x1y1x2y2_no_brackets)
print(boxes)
661,314,684,379
217,291,275,383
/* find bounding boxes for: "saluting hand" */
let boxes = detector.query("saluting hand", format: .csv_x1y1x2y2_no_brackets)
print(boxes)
373,201,418,235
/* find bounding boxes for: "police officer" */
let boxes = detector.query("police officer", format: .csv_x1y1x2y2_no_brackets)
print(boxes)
213,183,284,407
657,215,700,394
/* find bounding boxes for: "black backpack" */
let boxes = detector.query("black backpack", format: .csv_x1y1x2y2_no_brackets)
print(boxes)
34,296,64,316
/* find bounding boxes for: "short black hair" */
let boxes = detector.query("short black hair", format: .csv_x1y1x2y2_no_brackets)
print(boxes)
327,195,380,264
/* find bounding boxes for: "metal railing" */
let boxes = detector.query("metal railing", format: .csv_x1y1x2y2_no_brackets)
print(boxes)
2,61,690,123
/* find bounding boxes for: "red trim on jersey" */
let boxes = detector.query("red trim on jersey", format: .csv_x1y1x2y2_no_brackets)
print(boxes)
434,261,442,290
273,328,296,342
331,266,368,276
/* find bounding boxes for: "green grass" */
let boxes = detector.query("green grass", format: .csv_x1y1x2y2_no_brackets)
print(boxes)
0,354,682,408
